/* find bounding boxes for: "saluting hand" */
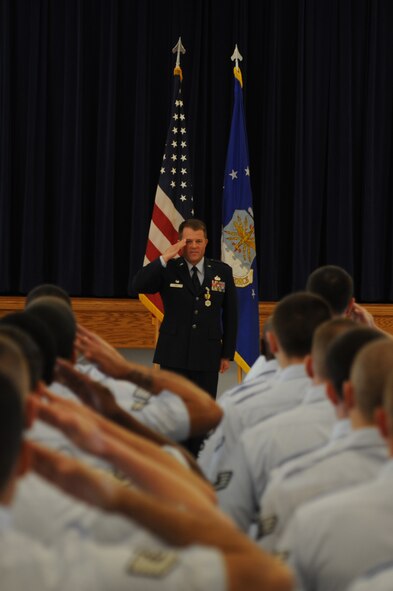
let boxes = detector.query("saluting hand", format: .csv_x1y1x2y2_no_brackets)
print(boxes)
162,238,187,263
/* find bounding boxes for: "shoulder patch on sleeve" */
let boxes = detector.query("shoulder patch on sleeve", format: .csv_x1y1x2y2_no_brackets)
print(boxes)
130,389,151,411
257,514,278,538
214,470,233,491
273,550,290,563
127,548,179,578
131,400,149,411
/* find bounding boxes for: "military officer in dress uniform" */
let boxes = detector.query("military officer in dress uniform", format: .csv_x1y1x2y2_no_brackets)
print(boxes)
132,219,238,398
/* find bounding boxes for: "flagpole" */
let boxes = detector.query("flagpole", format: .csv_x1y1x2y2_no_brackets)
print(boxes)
221,44,260,377
139,38,194,363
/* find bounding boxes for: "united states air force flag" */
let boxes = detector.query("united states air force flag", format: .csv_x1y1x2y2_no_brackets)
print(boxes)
221,65,260,372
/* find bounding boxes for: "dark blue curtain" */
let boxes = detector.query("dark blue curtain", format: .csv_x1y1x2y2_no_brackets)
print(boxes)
1,0,393,300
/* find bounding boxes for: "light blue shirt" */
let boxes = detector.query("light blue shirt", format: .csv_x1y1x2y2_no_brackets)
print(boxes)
185,258,205,284
26,381,112,471
198,369,277,480
276,457,393,591
2,504,227,591
260,426,387,552
13,473,140,545
243,356,279,384
200,364,310,483
77,362,190,441
347,562,393,591
216,383,334,531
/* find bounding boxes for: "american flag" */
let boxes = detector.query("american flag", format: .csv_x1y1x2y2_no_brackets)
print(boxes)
140,65,194,319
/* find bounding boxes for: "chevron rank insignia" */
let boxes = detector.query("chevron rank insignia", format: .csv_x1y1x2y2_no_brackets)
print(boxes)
214,471,233,491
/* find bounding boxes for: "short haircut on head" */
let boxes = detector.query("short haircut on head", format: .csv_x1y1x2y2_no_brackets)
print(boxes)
0,372,24,494
312,318,356,380
325,327,386,401
272,292,332,358
0,325,42,391
26,297,76,362
0,312,57,385
178,218,207,238
351,339,393,422
306,265,353,315
25,284,71,308
0,334,30,398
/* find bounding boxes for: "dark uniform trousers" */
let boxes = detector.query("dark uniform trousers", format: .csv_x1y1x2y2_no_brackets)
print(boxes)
132,256,238,454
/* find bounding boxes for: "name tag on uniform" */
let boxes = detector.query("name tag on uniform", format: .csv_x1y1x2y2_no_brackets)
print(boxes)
170,283,183,288
211,280,225,292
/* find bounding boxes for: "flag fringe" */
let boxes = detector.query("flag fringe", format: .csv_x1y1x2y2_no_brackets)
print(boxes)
138,294,164,323
234,351,251,373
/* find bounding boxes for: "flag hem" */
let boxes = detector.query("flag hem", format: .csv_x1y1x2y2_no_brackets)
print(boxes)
138,294,164,322
234,351,251,373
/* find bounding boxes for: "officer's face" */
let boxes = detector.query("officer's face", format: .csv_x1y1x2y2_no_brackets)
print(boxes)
180,228,208,265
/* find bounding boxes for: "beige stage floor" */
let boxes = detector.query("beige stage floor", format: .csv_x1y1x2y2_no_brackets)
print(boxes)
119,348,239,397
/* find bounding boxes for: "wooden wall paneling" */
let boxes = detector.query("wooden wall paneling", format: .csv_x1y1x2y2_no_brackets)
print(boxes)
0,298,392,348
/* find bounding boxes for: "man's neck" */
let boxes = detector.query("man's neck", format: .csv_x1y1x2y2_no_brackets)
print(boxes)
349,408,375,430
276,352,305,369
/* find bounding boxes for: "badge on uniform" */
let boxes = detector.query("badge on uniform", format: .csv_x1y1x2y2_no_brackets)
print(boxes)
130,389,151,411
130,400,148,411
127,548,179,578
204,286,211,307
257,514,278,539
213,470,233,491
170,280,183,288
211,278,225,292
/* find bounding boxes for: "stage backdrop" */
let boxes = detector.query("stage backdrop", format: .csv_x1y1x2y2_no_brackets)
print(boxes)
1,0,393,301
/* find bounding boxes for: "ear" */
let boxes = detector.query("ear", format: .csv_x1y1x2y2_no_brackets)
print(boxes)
325,380,340,406
267,331,279,355
344,297,355,317
343,380,356,409
304,355,314,379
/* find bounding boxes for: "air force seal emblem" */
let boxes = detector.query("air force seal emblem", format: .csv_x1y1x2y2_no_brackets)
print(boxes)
221,209,256,287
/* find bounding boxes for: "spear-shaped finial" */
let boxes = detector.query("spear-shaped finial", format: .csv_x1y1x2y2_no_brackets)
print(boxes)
172,37,186,68
231,44,243,69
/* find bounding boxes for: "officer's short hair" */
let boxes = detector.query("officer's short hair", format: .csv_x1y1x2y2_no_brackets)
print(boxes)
312,318,356,380
272,292,332,358
178,219,207,238
306,265,353,316
0,312,57,385
326,327,385,401
0,373,24,494
27,297,76,362
351,339,393,421
26,283,71,308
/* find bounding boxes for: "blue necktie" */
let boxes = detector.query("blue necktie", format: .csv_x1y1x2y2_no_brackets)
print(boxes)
192,266,201,290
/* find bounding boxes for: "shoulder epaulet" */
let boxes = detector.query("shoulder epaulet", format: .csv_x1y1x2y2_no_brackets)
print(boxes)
208,258,229,266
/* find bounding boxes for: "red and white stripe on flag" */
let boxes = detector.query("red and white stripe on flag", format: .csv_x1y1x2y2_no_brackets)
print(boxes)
140,66,194,320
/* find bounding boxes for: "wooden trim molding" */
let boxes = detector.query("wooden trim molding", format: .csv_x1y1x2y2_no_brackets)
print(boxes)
0,298,392,348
